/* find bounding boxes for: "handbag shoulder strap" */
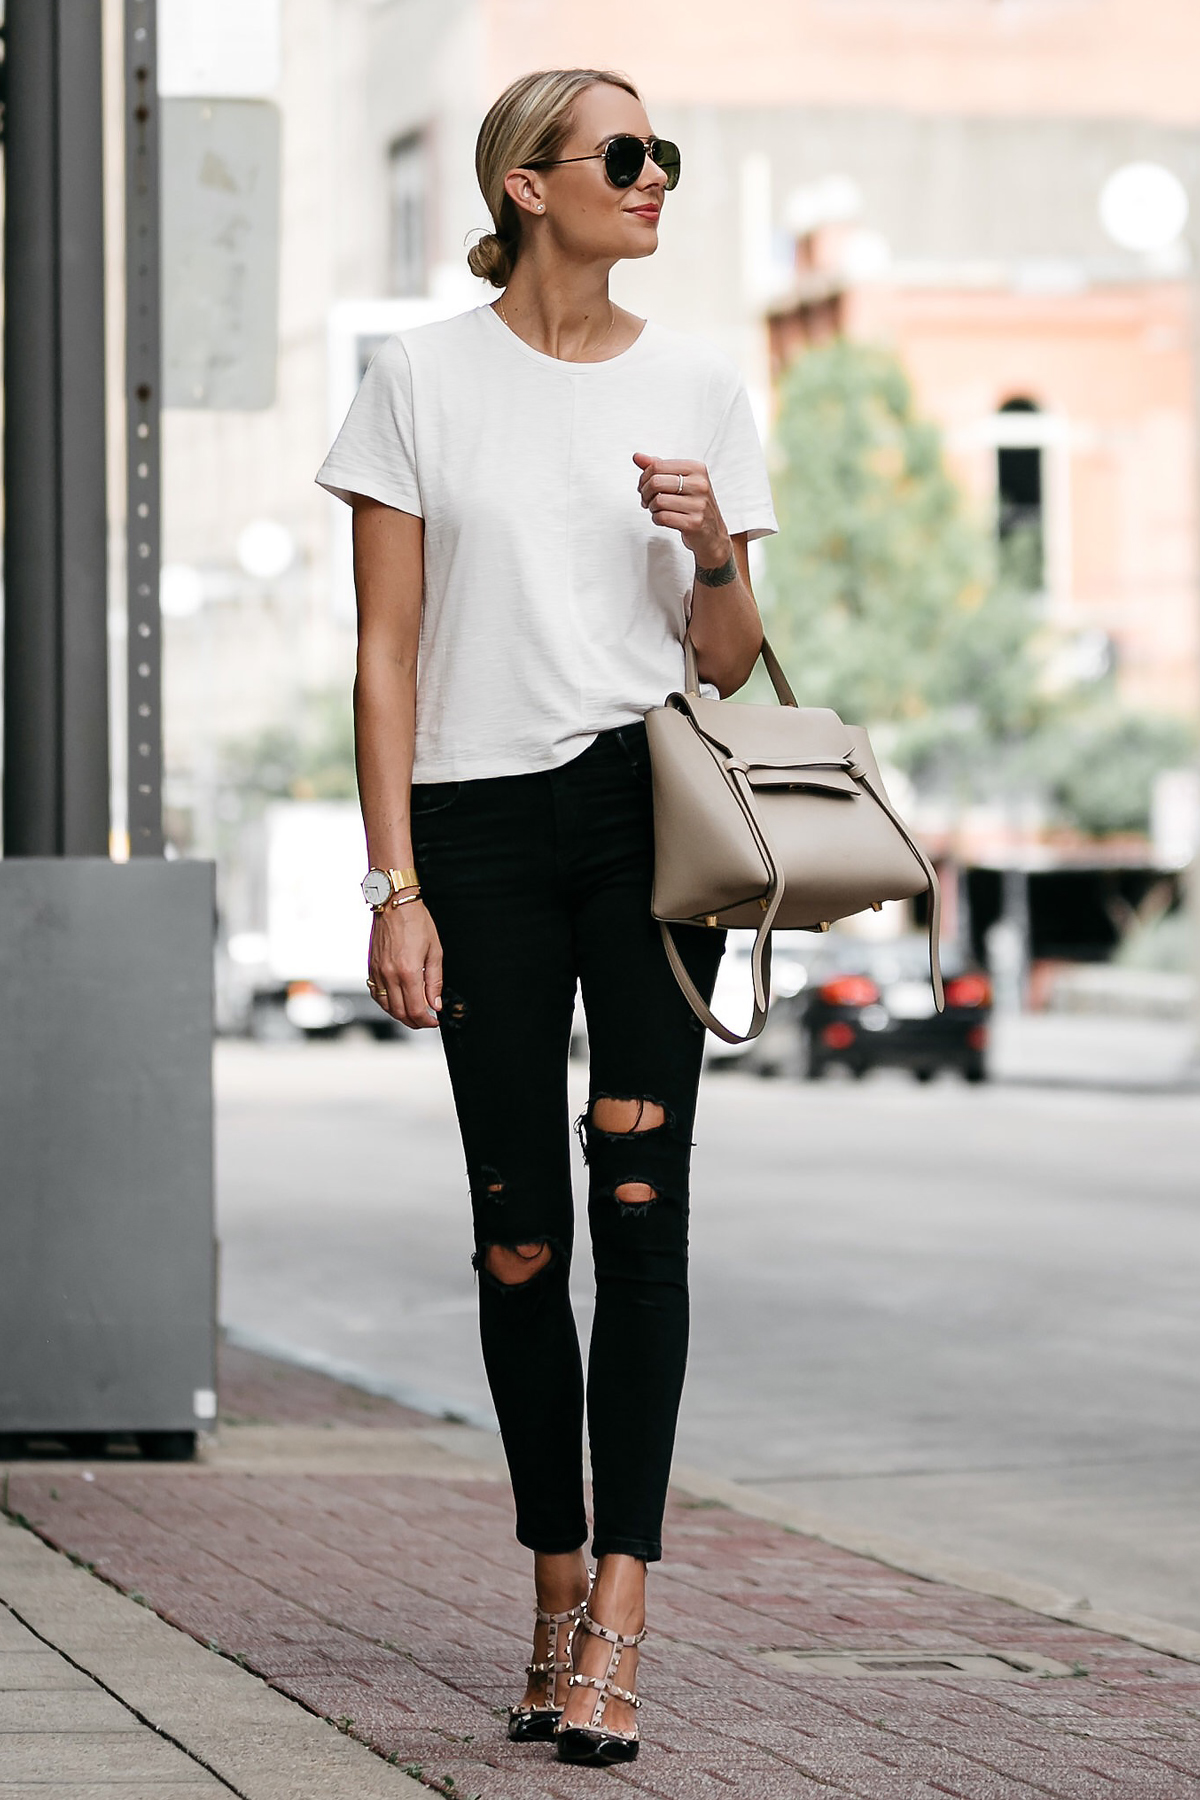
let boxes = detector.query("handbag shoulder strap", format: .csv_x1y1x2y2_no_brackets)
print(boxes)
847,762,945,1013
658,736,786,1046
661,918,774,1046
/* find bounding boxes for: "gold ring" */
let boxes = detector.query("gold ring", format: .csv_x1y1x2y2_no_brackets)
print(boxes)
677,472,685,494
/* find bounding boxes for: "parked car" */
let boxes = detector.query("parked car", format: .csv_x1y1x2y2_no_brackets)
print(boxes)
791,935,991,1082
568,933,810,1071
702,933,811,1075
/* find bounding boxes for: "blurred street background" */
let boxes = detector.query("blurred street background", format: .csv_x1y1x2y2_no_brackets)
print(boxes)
150,0,1200,1622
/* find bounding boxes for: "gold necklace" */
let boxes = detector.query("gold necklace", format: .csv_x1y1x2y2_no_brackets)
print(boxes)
496,295,617,357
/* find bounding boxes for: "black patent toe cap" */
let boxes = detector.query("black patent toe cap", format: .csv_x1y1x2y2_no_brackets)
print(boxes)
507,1707,561,1743
555,1727,639,1765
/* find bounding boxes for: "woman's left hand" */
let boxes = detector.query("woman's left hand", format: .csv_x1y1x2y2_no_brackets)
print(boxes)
633,453,733,572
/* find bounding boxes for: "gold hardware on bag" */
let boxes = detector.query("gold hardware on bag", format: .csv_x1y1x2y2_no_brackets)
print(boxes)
818,921,831,932
871,902,883,912
704,913,718,927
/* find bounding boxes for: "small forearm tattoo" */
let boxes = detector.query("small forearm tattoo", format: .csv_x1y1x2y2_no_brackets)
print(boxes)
694,552,738,588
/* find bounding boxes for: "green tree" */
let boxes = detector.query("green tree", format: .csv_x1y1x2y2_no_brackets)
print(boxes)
759,338,1042,782
1028,707,1194,837
218,689,357,814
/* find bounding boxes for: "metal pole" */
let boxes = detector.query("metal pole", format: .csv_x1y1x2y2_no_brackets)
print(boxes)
2,0,110,857
124,0,164,856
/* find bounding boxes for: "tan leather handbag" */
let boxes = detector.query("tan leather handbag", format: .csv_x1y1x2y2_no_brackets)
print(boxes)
646,635,944,1044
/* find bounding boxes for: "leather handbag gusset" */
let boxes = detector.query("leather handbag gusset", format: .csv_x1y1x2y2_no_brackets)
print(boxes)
646,633,943,1045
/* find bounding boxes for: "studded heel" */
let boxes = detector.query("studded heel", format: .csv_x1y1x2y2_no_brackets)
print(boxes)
554,1611,645,1765
507,1591,590,1743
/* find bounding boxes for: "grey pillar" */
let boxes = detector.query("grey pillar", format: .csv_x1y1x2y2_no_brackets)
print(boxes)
2,0,110,857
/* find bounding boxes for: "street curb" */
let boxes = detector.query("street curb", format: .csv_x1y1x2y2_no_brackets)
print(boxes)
669,1461,1200,1666
222,1321,501,1432
0,1516,428,1799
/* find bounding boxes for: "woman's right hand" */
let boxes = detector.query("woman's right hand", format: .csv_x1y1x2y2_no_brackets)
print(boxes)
368,900,443,1028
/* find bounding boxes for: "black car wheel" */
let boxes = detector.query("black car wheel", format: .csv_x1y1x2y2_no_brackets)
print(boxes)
797,1025,824,1081
963,1057,988,1085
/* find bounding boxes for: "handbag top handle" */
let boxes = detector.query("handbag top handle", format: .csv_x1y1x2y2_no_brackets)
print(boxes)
684,632,799,709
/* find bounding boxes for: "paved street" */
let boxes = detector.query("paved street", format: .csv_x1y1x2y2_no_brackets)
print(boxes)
215,1021,1200,1638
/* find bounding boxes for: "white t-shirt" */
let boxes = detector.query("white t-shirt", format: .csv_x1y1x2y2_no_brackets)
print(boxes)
316,303,778,781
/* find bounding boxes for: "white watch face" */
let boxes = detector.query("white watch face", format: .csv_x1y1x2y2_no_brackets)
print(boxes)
362,869,392,907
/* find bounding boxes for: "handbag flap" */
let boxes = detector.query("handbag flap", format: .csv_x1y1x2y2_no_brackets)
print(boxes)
675,692,855,762
744,764,859,796
671,692,859,786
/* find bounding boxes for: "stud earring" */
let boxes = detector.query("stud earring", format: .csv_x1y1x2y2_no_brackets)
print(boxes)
537,204,545,212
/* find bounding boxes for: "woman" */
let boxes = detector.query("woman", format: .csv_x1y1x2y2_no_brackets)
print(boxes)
317,67,777,1765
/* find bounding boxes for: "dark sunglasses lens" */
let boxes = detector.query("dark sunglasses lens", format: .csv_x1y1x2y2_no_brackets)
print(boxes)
604,136,646,187
652,140,681,191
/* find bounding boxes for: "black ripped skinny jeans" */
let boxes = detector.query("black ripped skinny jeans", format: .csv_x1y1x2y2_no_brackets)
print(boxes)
410,719,725,1564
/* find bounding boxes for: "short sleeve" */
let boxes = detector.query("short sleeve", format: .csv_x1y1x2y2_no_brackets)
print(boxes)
705,378,777,542
315,336,422,516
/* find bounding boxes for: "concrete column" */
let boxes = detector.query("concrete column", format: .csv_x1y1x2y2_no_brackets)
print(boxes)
2,0,110,856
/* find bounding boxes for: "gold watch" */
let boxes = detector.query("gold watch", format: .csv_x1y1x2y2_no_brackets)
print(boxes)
361,866,420,911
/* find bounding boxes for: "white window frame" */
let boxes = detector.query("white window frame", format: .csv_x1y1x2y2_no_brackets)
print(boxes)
387,132,428,298
952,408,1073,619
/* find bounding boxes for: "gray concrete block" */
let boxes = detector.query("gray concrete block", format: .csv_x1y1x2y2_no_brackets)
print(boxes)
0,858,215,1437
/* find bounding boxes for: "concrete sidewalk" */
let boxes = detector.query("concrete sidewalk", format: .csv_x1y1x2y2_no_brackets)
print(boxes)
986,1013,1197,1093
0,1521,426,1799
5,1343,1200,1800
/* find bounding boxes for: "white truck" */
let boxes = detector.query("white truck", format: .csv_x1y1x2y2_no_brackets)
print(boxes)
227,801,403,1039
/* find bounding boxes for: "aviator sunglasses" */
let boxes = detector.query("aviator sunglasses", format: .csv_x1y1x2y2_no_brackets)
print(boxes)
530,134,681,192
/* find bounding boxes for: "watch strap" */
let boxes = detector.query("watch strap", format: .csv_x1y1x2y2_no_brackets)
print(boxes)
386,867,420,893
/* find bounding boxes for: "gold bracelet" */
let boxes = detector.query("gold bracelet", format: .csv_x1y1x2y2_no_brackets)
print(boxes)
389,887,423,909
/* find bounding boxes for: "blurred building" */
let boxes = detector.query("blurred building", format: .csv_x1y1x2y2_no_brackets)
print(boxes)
162,0,1200,862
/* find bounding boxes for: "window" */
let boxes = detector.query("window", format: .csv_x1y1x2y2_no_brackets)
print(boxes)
996,397,1044,592
387,133,427,297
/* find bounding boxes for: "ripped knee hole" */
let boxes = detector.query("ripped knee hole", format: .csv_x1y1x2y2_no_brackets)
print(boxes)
613,1181,656,1206
590,1096,666,1137
482,1241,552,1285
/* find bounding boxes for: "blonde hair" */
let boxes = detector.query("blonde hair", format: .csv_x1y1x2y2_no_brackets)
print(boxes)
468,68,641,288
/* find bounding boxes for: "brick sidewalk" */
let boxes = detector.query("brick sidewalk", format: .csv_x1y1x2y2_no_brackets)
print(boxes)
5,1343,1200,1799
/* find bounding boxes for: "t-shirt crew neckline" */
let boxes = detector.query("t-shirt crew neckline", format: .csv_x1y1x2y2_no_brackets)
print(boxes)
481,300,653,371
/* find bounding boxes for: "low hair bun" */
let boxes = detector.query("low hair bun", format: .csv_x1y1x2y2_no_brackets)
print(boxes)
467,231,515,288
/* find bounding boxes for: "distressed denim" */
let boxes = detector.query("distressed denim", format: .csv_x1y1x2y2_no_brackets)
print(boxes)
410,719,725,1563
